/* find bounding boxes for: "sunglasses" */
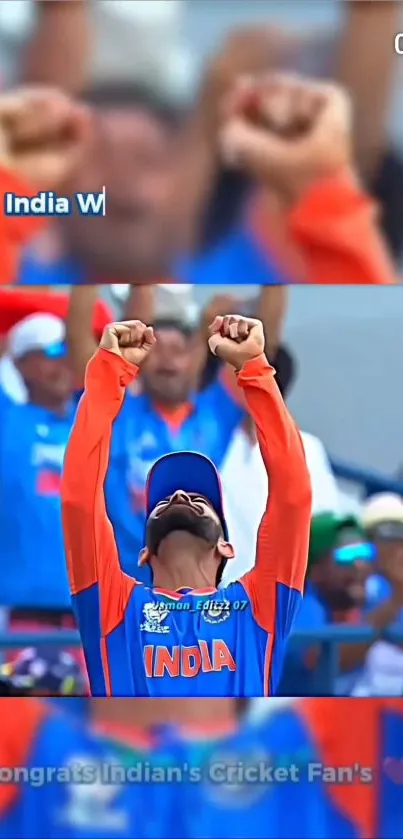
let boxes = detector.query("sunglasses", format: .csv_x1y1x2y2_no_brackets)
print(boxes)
333,542,376,564
44,341,67,359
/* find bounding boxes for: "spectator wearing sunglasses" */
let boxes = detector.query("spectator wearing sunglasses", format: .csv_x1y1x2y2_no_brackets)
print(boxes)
279,512,403,696
362,494,403,610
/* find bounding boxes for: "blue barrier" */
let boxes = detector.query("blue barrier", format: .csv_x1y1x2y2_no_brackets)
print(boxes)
289,625,403,695
330,457,403,498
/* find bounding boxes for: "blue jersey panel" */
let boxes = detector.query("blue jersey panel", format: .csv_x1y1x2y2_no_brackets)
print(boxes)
103,583,270,697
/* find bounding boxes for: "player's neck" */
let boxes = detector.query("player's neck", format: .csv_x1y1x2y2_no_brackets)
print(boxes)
152,534,217,591
153,560,215,591
90,699,237,731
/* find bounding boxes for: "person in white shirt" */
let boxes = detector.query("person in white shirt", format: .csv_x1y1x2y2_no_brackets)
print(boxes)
220,417,340,585
0,351,27,404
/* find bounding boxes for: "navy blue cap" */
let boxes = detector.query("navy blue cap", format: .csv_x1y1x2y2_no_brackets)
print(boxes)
145,451,228,540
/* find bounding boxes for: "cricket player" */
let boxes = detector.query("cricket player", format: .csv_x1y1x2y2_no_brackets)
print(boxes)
62,313,312,697
176,698,403,839
0,699,144,839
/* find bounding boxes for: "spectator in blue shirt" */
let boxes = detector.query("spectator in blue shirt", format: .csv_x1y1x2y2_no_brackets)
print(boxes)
279,512,403,696
0,314,76,632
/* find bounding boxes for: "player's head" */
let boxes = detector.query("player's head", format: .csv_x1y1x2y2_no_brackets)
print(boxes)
8,314,73,407
308,513,376,610
62,82,183,280
140,452,234,586
140,319,199,406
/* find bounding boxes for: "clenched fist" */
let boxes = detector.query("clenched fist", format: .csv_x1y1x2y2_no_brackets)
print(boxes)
219,74,352,202
100,321,156,367
0,86,91,190
208,315,265,370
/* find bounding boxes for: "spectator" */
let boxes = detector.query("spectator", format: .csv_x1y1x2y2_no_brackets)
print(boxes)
19,80,183,286
195,3,401,259
0,349,27,404
1,75,398,286
210,292,341,583
353,493,403,695
0,646,87,696
362,492,403,606
278,512,403,696
0,314,75,634
221,421,341,586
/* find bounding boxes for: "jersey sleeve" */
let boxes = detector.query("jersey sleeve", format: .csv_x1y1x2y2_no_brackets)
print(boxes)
289,170,397,285
0,167,45,286
0,699,48,820
61,349,139,687
237,354,312,636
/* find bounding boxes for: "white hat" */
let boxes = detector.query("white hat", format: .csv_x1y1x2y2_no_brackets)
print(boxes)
361,493,403,530
7,314,66,361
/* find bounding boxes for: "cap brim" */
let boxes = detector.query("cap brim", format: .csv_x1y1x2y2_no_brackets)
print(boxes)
145,451,228,540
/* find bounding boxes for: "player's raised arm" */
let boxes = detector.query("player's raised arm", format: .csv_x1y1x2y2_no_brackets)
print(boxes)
219,75,397,285
62,321,156,687
0,87,91,285
208,315,312,636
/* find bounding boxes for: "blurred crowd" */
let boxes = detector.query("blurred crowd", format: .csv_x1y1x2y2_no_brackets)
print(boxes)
0,694,402,839
0,281,402,702
0,0,402,284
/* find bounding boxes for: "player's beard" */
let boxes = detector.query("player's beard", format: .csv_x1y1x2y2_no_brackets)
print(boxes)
146,506,222,556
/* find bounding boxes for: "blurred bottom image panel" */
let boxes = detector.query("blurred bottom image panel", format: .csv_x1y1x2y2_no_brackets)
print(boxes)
0,283,402,703
0,696,402,838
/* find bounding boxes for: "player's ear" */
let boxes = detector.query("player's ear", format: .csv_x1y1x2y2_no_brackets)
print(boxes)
217,539,235,560
138,547,151,566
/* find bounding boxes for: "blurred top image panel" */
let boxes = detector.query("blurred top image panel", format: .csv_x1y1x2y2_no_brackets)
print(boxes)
0,0,401,286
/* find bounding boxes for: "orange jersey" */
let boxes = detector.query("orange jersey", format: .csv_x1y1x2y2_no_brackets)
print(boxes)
61,350,311,697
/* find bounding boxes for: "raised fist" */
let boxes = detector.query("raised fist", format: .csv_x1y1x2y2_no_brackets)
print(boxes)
0,86,91,190
208,315,265,370
219,74,352,202
100,321,156,367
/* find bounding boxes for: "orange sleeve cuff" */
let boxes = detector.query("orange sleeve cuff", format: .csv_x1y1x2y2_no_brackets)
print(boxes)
0,166,46,285
86,348,140,389
290,170,370,230
1,166,44,243
237,354,274,382
288,169,397,285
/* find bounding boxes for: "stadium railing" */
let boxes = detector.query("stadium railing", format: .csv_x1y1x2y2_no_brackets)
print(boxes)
1,626,403,695
330,457,403,498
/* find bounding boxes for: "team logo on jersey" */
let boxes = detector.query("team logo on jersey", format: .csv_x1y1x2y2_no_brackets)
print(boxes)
202,599,231,624
204,746,271,807
140,602,170,634
57,756,129,830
